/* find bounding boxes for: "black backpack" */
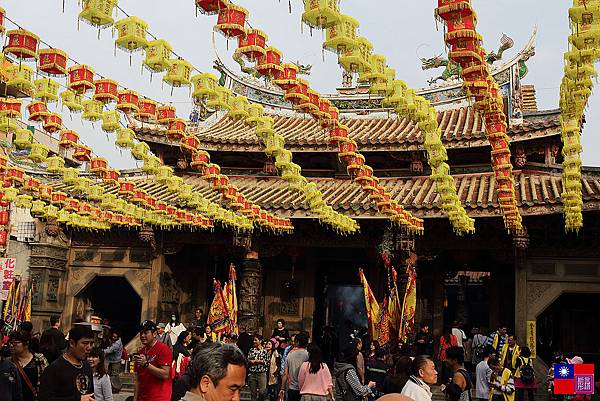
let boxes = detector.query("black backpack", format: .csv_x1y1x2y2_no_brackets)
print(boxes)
335,366,361,401
520,358,535,384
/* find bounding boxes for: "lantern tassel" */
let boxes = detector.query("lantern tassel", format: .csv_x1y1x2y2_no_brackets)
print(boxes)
289,0,292,13
63,0,65,13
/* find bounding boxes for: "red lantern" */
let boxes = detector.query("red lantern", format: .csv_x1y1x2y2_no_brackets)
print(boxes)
156,201,167,214
190,150,210,171
103,168,120,185
223,185,237,201
0,156,6,172
181,135,200,152
195,0,229,15
7,166,25,184
59,130,79,148
65,198,80,212
90,157,108,174
0,229,7,247
166,206,177,217
137,98,157,122
298,89,320,115
42,113,62,134
27,101,49,122
0,98,23,118
256,47,284,78
73,145,92,162
449,38,483,65
51,191,67,206
317,98,332,120
79,203,92,216
132,189,147,204
156,105,177,124
237,29,268,61
93,79,119,103
68,64,95,94
23,176,40,192
216,5,248,38
203,164,221,185
167,118,187,140
116,90,140,113
0,8,5,36
0,210,8,226
39,185,52,201
329,123,349,145
38,48,68,76
273,63,299,91
284,79,309,105
145,196,156,210
5,29,40,60
213,175,230,192
119,181,135,196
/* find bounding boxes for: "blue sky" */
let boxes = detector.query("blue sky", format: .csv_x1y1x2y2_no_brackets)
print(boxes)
3,0,597,168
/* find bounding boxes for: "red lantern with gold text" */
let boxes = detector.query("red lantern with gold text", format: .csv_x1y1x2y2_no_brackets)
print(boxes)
5,29,39,60
38,48,68,76
256,47,283,78
0,210,8,226
167,118,187,140
132,189,147,204
119,181,135,197
51,191,67,206
103,168,120,186
338,138,357,164
137,98,157,122
42,113,62,134
181,135,200,153
73,145,92,163
196,0,229,15
0,229,7,247
329,123,349,145
213,175,229,193
203,163,221,185
156,105,176,124
39,185,52,201
59,130,79,149
236,29,267,61
23,176,40,192
191,150,210,171
156,201,167,215
7,166,25,184
116,90,139,113
0,98,22,119
273,63,299,90
65,198,79,212
284,78,309,105
216,4,248,38
27,101,49,122
68,65,95,94
93,79,119,104
90,157,108,175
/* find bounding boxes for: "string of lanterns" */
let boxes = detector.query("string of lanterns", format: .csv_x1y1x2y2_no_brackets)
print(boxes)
71,0,354,234
434,0,523,233
0,11,293,235
195,0,425,234
298,0,474,235
558,0,600,232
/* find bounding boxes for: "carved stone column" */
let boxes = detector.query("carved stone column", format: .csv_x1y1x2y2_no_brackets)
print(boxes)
513,228,529,341
238,251,263,334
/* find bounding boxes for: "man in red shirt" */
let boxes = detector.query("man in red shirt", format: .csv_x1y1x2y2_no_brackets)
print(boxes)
134,320,173,401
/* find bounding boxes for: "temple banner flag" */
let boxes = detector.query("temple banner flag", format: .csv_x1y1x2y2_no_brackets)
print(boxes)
359,268,381,341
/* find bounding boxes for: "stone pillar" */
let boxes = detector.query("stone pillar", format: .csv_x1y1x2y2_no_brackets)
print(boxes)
238,251,263,334
513,230,529,341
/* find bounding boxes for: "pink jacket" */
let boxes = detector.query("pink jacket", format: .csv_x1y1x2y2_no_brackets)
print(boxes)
298,361,333,396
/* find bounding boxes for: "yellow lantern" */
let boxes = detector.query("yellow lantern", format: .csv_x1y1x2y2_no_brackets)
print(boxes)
114,16,148,53
79,0,118,28
33,78,60,103
57,209,71,224
207,86,232,110
60,90,85,113
101,194,117,209
73,177,92,194
62,167,80,184
371,67,396,96
359,54,386,84
227,96,249,120
338,37,372,73
245,103,264,127
14,129,34,149
46,156,65,173
29,143,49,163
191,73,218,101
142,155,161,175
131,141,150,160
302,0,340,28
15,194,33,209
166,175,183,193
88,185,104,201
82,99,104,121
163,59,193,87
144,39,173,73
255,116,275,138
324,14,359,54
31,200,46,217
157,165,173,183
0,116,17,134
101,110,121,132
116,128,136,148
44,204,59,220
264,133,285,156
6,64,35,93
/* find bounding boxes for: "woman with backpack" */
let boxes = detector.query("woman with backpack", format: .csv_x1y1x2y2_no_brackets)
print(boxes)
9,330,49,401
514,347,536,401
333,345,375,401
298,344,334,401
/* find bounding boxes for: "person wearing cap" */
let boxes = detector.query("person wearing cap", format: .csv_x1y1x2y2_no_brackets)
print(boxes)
39,324,95,401
157,323,173,350
134,320,173,401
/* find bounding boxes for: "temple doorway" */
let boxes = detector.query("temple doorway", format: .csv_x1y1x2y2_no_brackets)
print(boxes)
77,276,142,344
537,292,600,366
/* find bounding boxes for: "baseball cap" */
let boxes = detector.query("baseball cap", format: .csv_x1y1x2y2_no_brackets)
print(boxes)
157,323,166,329
139,320,158,332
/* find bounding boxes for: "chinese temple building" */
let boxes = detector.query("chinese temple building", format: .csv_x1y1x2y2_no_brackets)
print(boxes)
6,31,600,373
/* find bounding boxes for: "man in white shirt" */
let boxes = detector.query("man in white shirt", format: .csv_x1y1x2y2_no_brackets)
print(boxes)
475,345,495,401
452,321,468,348
401,356,438,401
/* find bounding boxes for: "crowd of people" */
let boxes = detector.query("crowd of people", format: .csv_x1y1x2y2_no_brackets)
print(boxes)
0,314,597,401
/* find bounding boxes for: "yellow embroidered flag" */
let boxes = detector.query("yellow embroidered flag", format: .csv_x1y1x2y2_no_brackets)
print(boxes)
387,268,402,334
207,279,230,333
359,269,381,341
400,265,417,342
225,264,239,335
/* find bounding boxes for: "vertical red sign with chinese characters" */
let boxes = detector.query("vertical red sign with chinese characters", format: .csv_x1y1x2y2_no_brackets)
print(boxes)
0,258,16,300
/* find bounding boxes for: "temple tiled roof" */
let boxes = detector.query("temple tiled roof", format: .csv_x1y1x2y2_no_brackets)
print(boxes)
133,107,561,152
62,170,597,219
